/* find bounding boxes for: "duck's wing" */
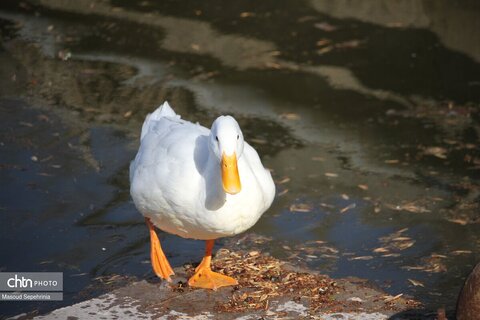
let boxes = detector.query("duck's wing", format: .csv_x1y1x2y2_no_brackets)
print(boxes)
140,101,181,141
130,102,209,183
243,142,276,210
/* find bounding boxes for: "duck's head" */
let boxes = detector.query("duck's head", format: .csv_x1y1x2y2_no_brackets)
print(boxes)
209,116,244,195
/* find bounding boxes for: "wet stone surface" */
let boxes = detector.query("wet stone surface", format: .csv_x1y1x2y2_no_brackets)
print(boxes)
14,251,421,319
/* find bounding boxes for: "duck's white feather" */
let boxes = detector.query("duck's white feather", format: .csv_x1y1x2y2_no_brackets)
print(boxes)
130,102,275,240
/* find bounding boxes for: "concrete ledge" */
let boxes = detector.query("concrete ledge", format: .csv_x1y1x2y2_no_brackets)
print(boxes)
13,250,420,319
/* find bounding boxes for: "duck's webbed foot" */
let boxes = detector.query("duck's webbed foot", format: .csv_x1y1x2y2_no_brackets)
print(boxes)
188,240,238,290
146,218,174,281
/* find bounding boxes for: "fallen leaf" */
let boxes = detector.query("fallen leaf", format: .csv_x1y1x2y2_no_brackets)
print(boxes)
19,121,33,127
396,241,415,251
348,297,364,302
239,12,255,18
447,218,468,225
386,202,430,213
320,203,334,209
316,39,331,47
351,255,374,260
408,279,424,287
265,62,282,69
340,203,356,213
317,46,333,55
290,203,312,213
314,22,338,32
37,172,53,177
335,39,363,49
382,253,400,257
392,237,411,241
385,159,399,164
423,146,447,159
451,250,472,255
276,177,290,184
384,293,403,302
358,184,369,190
280,113,300,120
325,172,338,178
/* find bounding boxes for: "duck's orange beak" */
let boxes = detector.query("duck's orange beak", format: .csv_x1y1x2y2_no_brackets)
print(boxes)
221,152,241,194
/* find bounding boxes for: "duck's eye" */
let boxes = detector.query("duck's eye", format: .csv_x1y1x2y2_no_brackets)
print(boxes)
237,135,239,140
215,136,219,142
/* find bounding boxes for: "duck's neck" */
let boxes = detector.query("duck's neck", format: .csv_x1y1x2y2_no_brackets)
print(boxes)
203,151,227,210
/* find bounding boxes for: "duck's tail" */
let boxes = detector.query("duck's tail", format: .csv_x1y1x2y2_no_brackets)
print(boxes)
140,101,178,140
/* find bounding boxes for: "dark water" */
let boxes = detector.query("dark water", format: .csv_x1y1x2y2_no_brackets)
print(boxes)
1,0,479,317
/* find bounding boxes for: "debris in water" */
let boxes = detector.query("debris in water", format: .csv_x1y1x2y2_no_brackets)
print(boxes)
239,12,255,18
408,279,425,287
290,203,312,213
280,113,300,121
324,172,338,178
422,146,447,159
276,177,290,184
314,22,338,32
340,203,356,213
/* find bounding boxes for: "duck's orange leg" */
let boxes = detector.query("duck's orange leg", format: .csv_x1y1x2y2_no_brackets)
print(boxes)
145,218,174,281
188,240,238,290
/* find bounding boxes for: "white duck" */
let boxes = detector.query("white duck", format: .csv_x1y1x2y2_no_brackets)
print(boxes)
130,102,275,289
